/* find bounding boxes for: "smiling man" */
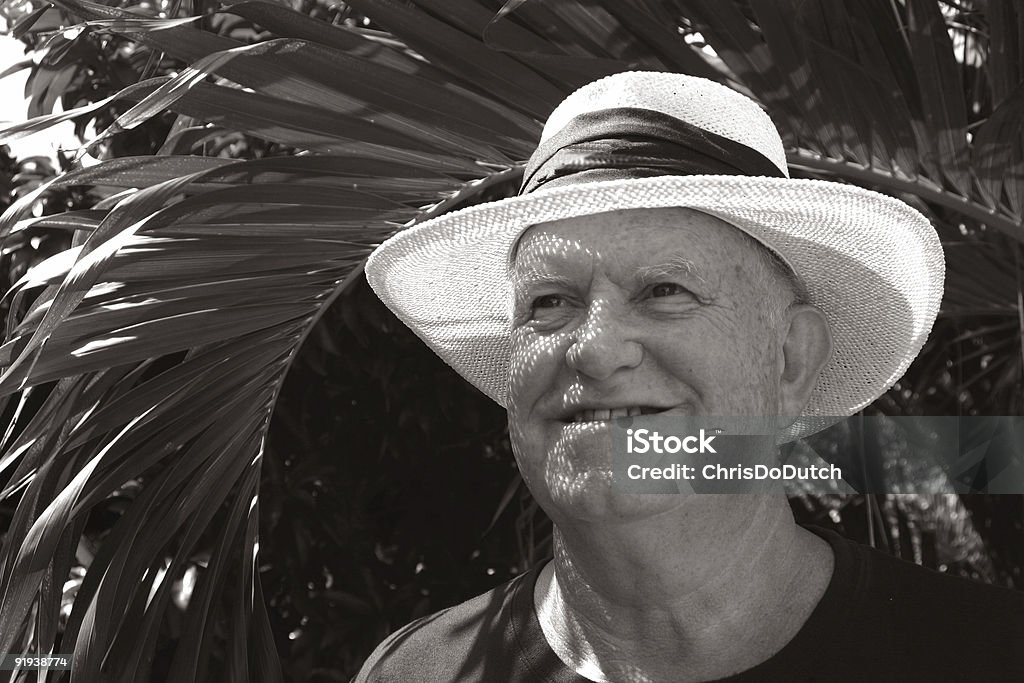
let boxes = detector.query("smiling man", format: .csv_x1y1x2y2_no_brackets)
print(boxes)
504,208,825,514
356,72,1024,681
501,207,835,682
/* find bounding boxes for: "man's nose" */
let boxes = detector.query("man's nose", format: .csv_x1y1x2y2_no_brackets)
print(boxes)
565,300,643,381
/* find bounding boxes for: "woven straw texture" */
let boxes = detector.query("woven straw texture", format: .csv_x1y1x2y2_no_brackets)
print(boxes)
542,72,788,175
365,73,945,441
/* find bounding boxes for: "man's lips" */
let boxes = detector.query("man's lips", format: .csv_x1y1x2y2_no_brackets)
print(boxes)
559,406,672,423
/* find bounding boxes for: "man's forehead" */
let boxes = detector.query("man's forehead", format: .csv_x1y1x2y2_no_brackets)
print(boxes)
510,244,707,287
507,207,749,280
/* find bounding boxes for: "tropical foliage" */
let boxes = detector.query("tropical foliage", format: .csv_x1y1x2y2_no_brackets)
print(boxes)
0,0,1021,680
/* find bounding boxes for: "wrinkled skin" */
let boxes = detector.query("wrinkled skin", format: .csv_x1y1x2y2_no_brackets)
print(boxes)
506,207,824,524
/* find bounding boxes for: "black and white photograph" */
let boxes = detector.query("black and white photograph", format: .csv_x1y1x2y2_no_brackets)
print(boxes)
0,1,1021,681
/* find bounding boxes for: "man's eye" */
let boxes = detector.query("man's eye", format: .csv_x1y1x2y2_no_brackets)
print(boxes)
532,294,567,309
649,283,689,298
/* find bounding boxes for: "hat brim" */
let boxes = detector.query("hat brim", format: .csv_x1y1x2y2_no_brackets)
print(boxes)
365,175,944,441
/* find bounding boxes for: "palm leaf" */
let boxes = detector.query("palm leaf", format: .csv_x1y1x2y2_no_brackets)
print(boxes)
0,0,1021,679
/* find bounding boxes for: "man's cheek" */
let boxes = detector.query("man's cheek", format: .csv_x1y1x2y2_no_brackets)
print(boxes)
508,424,547,496
508,341,544,397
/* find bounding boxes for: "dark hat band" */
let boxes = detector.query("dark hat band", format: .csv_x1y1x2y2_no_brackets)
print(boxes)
521,107,785,195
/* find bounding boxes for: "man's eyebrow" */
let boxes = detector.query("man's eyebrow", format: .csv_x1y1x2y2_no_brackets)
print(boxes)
634,254,708,287
508,270,577,292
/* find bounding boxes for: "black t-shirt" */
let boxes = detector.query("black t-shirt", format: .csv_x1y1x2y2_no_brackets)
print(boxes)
354,527,1024,681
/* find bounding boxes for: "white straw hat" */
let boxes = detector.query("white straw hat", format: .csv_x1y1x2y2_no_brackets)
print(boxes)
365,71,945,440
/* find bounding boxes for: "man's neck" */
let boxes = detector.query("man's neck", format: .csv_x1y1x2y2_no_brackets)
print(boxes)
534,496,834,683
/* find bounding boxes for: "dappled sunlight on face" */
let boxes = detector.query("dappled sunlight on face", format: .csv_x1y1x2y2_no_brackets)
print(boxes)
505,207,787,523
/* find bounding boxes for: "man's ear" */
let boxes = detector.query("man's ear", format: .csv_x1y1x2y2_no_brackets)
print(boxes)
777,304,833,419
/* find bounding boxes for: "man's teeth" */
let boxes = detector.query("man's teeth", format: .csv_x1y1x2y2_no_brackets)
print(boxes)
572,407,656,422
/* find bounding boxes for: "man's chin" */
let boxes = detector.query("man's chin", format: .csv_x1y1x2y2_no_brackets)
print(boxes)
542,467,689,524
515,422,691,523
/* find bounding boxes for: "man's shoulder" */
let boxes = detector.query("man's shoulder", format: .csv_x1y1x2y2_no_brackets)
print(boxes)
834,532,1024,675
353,573,531,683
851,536,1024,619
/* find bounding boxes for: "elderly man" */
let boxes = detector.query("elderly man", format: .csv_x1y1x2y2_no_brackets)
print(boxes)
355,72,1024,681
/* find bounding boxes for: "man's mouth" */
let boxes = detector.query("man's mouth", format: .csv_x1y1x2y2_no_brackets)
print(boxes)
566,406,669,423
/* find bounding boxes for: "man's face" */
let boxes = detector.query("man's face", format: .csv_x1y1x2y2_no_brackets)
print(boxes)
506,207,791,522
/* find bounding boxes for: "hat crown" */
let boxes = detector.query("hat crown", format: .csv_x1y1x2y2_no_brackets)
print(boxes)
540,71,789,178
